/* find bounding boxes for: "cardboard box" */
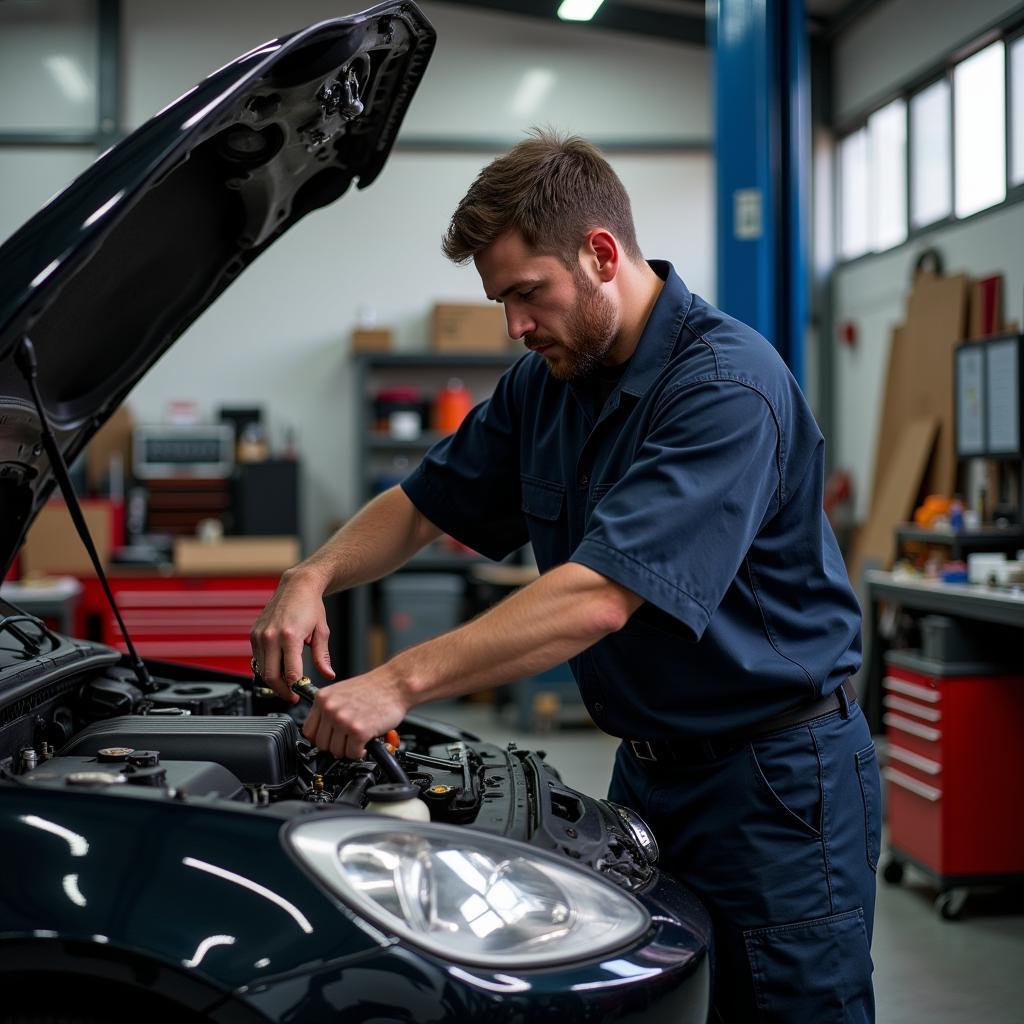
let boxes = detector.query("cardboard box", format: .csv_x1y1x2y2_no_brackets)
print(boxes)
173,536,300,576
352,328,393,354
86,405,133,494
432,303,510,353
21,500,116,577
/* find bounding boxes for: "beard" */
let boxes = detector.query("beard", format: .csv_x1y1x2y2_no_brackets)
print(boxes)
527,265,617,382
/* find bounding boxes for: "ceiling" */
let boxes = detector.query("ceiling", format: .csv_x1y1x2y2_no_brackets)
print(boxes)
437,0,879,45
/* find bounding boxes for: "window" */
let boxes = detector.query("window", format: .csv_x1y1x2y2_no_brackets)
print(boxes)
0,0,99,133
953,41,1006,218
910,79,952,228
839,128,869,260
868,98,907,251
1011,35,1024,188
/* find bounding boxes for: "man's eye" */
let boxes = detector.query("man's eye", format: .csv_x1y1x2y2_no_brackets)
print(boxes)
519,287,536,300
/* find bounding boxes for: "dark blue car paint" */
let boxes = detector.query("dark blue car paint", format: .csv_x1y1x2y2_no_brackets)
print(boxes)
0,784,710,1020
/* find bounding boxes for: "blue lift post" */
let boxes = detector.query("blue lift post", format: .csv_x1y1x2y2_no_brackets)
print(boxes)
709,0,810,388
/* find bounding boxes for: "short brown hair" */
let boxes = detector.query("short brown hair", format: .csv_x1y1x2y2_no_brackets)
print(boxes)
441,129,643,267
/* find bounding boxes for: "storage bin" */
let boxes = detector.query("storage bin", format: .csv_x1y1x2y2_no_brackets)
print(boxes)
382,574,464,654
919,614,979,663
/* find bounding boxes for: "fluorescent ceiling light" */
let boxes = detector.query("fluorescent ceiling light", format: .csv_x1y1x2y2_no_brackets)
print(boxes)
558,0,605,21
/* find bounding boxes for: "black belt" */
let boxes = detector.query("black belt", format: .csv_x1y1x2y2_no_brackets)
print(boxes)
628,679,857,765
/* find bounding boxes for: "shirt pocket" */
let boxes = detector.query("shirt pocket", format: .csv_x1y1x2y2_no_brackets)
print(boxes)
520,475,566,569
521,474,565,519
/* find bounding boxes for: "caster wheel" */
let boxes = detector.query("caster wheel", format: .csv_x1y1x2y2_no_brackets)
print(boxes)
935,889,967,921
882,859,904,885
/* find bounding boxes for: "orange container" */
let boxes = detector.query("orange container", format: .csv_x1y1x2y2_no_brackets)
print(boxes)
434,378,473,434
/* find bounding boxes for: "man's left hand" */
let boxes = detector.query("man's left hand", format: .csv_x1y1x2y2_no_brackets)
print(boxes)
302,670,409,759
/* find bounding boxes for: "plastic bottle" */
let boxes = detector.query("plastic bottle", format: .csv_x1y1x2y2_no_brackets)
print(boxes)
949,497,964,532
435,378,473,434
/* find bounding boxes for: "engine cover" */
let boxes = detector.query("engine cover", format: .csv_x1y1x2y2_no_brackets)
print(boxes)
60,714,300,787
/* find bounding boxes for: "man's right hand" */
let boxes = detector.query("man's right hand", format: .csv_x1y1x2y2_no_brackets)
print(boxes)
250,567,336,702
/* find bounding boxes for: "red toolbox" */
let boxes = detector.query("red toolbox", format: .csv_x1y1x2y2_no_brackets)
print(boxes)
79,574,277,675
882,649,1024,914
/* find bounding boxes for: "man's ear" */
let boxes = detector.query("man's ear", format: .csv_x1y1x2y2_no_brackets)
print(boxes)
581,229,619,283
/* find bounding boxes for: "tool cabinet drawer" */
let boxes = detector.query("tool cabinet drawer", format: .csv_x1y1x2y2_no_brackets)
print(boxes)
90,575,278,675
883,652,1024,877
881,710,942,761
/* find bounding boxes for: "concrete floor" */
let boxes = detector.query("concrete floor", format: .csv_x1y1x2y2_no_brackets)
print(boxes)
425,698,1024,1024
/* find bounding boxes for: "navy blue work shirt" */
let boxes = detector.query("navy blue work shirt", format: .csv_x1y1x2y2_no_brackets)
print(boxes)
401,262,861,739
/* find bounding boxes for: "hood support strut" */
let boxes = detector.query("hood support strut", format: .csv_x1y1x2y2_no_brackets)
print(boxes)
14,336,155,692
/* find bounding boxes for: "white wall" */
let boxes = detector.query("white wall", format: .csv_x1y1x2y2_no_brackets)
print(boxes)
830,0,1024,522
0,3,713,549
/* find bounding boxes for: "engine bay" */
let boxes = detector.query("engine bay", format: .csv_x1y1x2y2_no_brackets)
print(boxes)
0,612,658,893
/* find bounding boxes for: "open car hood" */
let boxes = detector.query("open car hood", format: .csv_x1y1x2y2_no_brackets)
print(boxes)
0,2,434,575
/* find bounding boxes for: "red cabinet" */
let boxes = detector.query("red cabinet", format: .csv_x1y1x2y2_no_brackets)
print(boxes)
883,652,1024,880
78,574,277,676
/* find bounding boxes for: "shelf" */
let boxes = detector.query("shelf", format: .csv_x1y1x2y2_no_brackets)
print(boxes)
369,432,448,451
357,352,519,369
865,570,1024,627
896,524,1024,545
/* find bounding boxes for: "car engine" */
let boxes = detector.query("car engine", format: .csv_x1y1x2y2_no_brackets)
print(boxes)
0,617,659,893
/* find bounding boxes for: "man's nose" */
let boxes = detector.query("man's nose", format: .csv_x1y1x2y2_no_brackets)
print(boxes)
505,306,535,340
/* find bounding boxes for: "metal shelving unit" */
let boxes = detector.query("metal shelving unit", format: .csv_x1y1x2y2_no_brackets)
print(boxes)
349,350,519,672
894,524,1024,562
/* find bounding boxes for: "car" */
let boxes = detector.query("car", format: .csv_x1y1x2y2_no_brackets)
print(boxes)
0,3,712,1021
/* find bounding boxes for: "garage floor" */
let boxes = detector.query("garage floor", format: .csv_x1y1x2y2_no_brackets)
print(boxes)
426,698,1024,1024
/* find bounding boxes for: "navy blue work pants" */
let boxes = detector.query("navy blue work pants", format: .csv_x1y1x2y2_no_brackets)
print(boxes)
609,701,881,1023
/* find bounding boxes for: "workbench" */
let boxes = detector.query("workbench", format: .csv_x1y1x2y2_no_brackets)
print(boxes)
861,569,1024,731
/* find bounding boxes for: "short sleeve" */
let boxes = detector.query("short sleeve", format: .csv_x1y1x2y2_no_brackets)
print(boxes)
401,366,529,561
570,380,782,640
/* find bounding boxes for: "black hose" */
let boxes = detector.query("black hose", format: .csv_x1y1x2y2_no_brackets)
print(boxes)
366,738,411,785
290,679,412,786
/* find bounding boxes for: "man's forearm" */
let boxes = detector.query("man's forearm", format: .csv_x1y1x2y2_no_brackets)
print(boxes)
387,562,643,704
291,486,441,596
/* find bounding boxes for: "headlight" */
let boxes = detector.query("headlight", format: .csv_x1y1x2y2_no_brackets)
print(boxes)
289,818,650,968
606,801,660,865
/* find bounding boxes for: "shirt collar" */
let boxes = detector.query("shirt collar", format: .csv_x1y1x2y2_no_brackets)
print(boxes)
619,260,693,399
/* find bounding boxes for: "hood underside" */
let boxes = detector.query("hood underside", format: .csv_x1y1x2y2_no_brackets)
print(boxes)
0,2,434,574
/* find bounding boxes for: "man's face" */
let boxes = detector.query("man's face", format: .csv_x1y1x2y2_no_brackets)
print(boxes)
474,230,618,382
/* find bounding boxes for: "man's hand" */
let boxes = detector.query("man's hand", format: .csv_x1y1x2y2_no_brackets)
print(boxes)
250,568,335,702
303,669,408,759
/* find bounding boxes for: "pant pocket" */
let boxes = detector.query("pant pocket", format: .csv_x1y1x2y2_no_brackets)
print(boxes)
855,744,882,872
743,907,874,1023
747,726,823,838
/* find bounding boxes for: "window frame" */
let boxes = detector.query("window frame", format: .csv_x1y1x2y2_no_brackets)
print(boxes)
835,16,1024,268
1008,25,1024,199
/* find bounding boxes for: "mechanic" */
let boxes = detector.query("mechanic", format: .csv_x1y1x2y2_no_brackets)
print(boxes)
251,130,880,1023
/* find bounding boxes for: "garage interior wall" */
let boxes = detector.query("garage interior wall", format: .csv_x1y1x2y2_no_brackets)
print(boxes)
830,0,1024,523
0,0,714,551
